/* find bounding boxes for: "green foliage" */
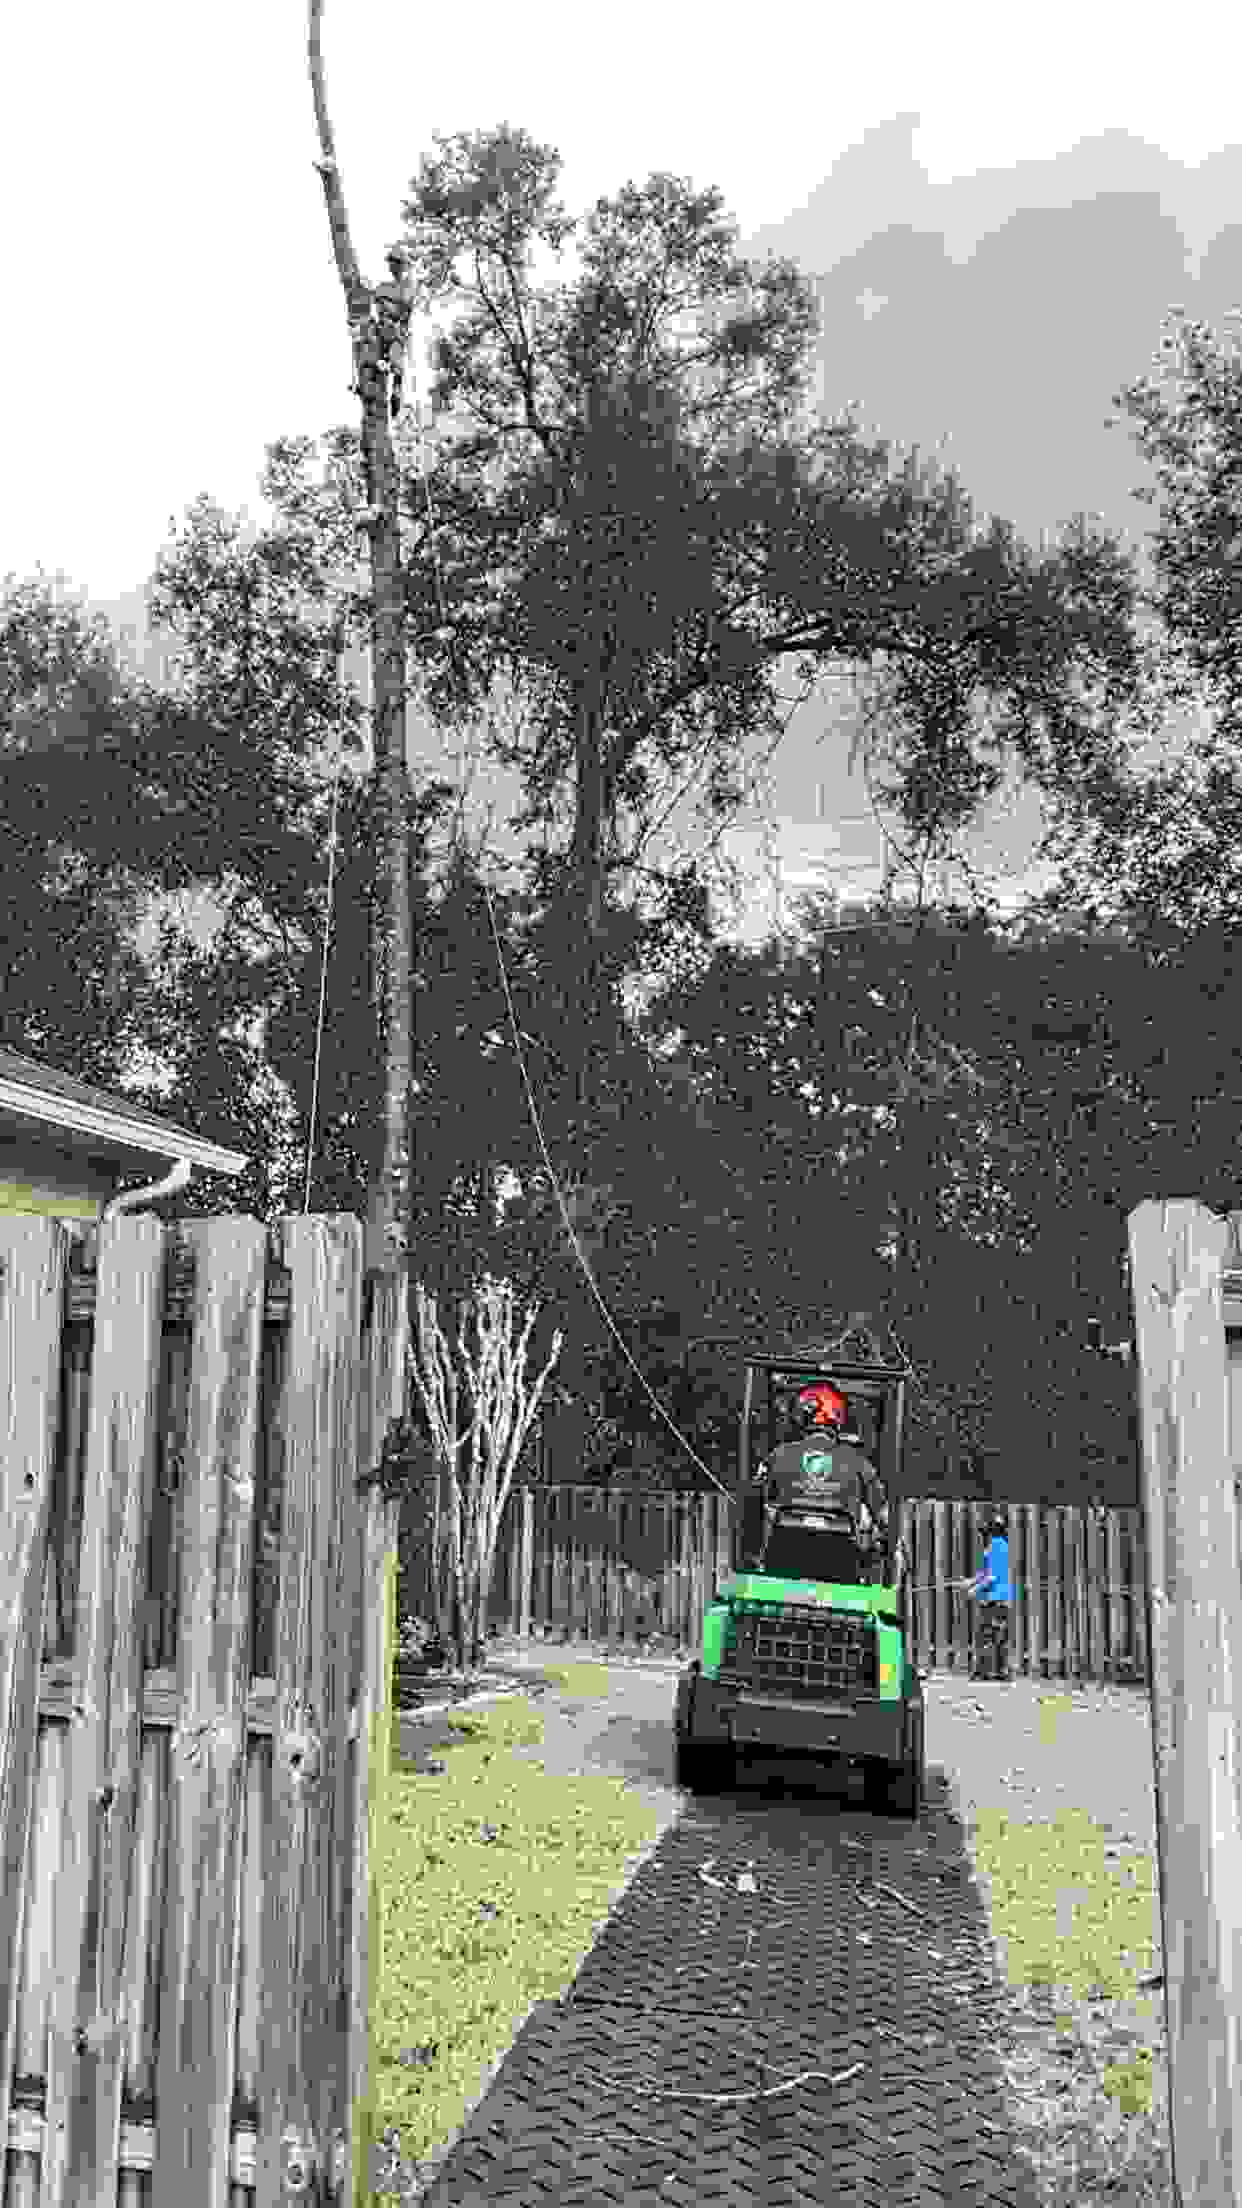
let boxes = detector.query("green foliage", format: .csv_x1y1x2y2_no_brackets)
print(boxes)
0,578,219,1094
1119,309,1242,738
6,129,1205,1523
1,518,459,1226
396,129,1149,960
597,888,1242,1498
1039,308,1242,936
1100,2049,1155,2117
0,545,1196,1502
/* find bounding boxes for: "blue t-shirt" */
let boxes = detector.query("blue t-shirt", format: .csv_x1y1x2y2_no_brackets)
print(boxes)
978,1535,1011,1603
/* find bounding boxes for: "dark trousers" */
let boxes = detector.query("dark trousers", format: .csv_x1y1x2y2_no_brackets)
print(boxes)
972,1600,1009,1679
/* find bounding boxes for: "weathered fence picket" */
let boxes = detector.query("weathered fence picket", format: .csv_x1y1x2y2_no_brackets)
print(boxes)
399,1478,1153,1683
1128,1199,1242,2208
0,1213,406,2208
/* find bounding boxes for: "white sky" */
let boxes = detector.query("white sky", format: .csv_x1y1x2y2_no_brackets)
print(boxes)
6,0,1239,603
6,0,1240,974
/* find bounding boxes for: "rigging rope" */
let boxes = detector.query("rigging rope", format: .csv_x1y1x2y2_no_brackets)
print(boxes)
301,346,726,1496
478,873,729,1498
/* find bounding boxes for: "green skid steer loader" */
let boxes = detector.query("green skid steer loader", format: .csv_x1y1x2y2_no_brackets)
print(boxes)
674,1352,924,1817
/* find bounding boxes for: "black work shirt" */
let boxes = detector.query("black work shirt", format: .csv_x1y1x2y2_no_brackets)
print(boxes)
764,1437,883,1521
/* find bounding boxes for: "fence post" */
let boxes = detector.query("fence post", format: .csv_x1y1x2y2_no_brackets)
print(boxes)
518,1485,534,1643
47,1218,164,2202
257,1216,364,2205
0,1220,69,2194
1105,1509,1125,1680
1131,1505,1149,1685
1129,1198,1242,2208
1011,1505,1031,1679
348,1256,409,2208
1064,1504,1082,1683
1045,1508,1065,1681
1079,1509,1096,1681
930,1501,948,1671
1027,1502,1044,1681
151,1219,266,2207
506,1487,522,1640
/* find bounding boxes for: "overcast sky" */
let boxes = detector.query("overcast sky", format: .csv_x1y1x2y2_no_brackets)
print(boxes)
9,0,1238,602
7,2,1241,948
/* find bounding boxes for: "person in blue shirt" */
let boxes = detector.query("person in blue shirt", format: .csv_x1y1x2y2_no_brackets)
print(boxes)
970,1512,1011,1681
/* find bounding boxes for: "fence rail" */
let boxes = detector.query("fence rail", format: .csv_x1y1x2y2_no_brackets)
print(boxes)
0,1213,406,2208
399,1480,1151,1684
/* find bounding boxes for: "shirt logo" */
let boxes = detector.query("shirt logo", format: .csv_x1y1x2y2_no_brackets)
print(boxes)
800,1451,836,1484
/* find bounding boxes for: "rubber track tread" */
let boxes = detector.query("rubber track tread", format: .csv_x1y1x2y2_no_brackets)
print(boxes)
416,1777,1041,2205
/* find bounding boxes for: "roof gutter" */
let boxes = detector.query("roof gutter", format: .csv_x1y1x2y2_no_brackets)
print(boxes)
0,1073,248,1177
102,1157,194,1221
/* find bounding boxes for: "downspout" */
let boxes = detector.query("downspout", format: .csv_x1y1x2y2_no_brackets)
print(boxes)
101,1157,193,1221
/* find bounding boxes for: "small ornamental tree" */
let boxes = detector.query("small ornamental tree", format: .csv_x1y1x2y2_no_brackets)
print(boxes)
410,1276,564,1670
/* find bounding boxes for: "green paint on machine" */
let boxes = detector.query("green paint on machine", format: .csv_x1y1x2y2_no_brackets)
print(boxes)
674,1350,923,1815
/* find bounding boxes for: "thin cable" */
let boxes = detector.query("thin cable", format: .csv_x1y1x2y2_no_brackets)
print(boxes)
412,368,751,1500
303,654,346,1215
306,378,916,1478
479,876,730,1500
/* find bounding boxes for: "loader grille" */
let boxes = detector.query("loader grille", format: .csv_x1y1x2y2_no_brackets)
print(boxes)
719,1603,878,1700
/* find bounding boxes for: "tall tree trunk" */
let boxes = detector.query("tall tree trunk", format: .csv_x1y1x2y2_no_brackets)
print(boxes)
306,21,415,2206
563,372,617,1149
308,0,413,1277
571,696,608,945
568,696,611,1148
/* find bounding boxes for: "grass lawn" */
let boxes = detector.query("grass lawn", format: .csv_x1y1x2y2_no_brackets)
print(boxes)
373,1660,662,2174
969,1695,1172,2206
371,1670,1173,2205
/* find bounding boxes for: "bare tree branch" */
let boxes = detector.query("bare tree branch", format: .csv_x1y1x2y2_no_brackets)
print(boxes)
307,0,415,1275
410,1278,564,1666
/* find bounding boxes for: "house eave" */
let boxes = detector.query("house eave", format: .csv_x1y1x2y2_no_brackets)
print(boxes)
0,1078,248,1178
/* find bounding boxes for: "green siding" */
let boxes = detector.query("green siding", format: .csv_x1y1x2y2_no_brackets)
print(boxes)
0,1179,102,1219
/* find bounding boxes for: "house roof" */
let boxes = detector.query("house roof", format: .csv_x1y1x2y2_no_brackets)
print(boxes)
0,1047,248,1176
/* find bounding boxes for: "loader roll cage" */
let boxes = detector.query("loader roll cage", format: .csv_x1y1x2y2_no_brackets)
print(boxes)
682,1343,908,1587
739,1355,907,1496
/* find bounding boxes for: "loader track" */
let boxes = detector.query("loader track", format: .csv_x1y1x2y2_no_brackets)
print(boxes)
404,1766,1041,2207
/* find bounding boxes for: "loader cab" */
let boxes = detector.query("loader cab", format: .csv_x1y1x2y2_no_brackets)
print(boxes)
676,1346,923,1817
730,1355,907,1585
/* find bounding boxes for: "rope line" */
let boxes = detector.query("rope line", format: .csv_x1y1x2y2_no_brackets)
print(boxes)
479,876,729,1499
299,340,760,1498
371,358,730,1493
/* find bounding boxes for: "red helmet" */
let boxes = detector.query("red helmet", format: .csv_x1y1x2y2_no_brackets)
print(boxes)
798,1384,847,1429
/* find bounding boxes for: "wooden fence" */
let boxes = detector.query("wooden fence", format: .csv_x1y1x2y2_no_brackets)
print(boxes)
399,1479,1152,1683
1128,1200,1242,2208
0,1212,408,2208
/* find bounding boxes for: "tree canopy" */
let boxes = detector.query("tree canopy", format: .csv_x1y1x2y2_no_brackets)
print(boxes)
13,136,1242,1513
1037,307,1242,936
392,127,1154,967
